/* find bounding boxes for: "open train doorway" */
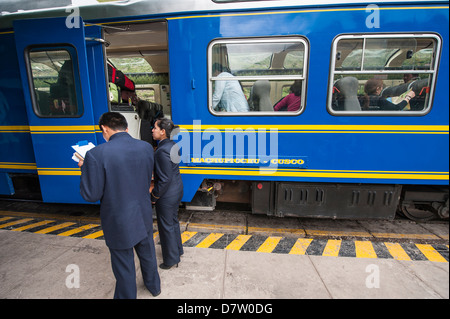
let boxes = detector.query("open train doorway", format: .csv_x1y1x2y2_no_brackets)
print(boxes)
103,21,171,143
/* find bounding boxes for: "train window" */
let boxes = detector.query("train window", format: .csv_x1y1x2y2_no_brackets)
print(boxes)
27,46,83,117
208,37,308,116
328,34,441,115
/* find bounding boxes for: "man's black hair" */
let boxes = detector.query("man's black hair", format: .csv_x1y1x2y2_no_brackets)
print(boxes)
99,112,128,131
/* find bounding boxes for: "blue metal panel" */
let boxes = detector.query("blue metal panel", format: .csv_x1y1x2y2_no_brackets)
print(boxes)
13,17,102,203
166,4,449,202
0,33,36,174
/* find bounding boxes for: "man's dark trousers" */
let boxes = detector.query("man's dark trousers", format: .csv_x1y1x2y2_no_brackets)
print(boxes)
109,231,160,299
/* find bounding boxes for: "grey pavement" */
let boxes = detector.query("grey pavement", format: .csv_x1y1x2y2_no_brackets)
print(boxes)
0,229,448,300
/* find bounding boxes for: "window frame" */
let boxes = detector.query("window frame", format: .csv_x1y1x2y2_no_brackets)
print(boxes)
207,36,309,116
327,33,442,116
25,44,84,118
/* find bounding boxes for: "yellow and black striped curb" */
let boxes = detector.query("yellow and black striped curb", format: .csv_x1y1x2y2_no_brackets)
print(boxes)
1,215,448,263
0,215,104,239
180,231,449,263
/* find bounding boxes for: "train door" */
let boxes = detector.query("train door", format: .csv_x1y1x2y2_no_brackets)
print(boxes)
13,17,106,203
102,21,171,141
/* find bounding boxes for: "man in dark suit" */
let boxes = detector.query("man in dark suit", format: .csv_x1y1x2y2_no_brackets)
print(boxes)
78,112,160,299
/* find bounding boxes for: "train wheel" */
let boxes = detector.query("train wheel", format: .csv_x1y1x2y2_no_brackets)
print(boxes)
401,203,437,222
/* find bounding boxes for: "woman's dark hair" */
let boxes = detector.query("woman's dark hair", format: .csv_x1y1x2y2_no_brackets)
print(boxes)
99,112,128,131
364,78,383,95
362,78,384,110
290,80,302,97
155,118,179,139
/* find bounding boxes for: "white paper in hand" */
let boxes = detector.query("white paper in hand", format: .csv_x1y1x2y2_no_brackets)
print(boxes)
71,141,95,162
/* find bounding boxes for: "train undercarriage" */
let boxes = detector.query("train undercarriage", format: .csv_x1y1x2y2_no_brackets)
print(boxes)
2,173,448,222
187,180,449,222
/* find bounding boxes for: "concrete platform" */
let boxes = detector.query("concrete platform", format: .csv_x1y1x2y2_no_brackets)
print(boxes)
0,229,448,300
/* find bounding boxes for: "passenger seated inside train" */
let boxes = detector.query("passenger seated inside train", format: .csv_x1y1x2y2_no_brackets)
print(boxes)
403,73,419,84
212,63,249,112
49,60,77,115
362,78,415,111
332,76,429,112
381,76,429,111
273,80,302,112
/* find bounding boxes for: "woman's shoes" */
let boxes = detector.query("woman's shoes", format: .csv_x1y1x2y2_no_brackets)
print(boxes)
159,262,178,270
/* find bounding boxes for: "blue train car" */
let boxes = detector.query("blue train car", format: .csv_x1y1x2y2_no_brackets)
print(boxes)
0,0,448,220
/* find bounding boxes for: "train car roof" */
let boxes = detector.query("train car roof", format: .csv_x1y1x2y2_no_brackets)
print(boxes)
0,0,448,30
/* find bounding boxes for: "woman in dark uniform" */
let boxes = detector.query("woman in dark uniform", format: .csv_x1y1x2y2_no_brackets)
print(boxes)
151,118,184,269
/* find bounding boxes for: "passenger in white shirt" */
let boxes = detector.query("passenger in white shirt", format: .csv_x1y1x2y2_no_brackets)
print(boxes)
212,63,249,112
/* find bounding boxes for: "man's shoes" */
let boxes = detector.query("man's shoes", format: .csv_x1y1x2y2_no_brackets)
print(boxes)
159,263,178,270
